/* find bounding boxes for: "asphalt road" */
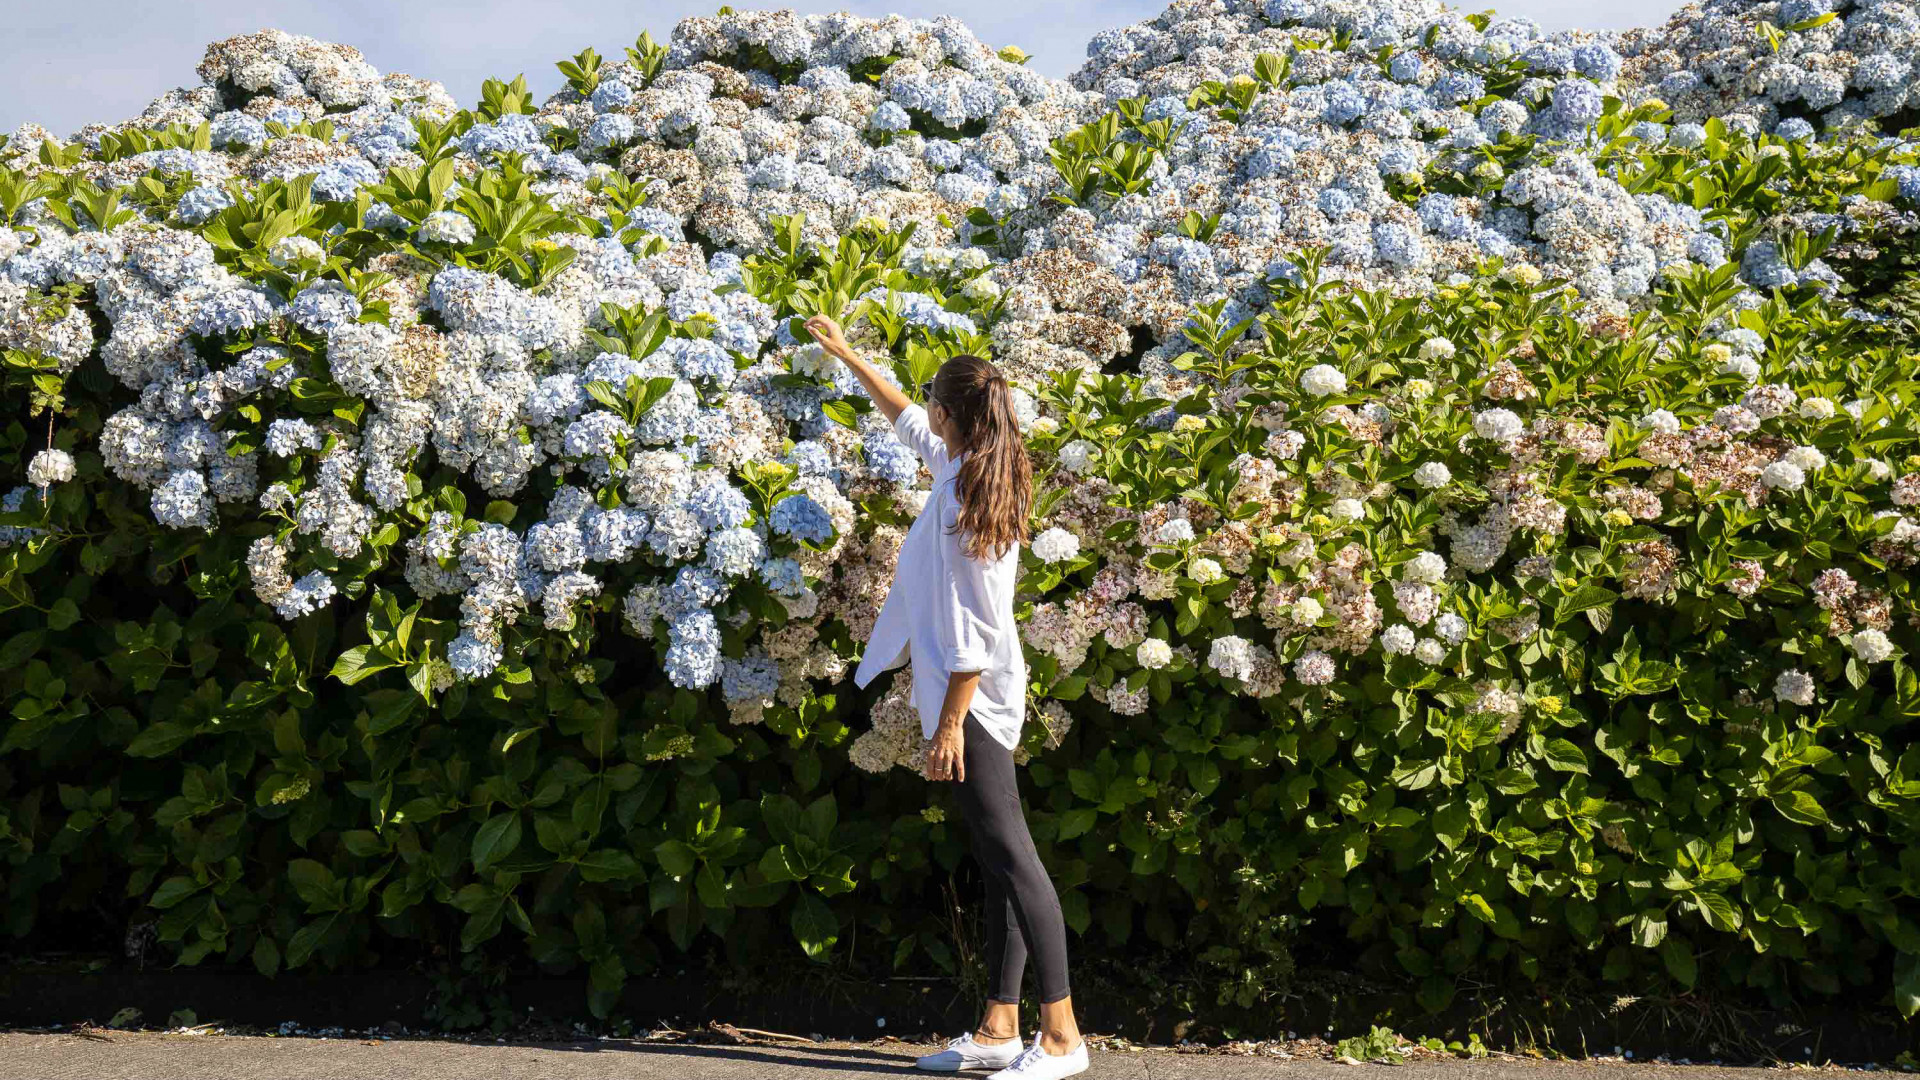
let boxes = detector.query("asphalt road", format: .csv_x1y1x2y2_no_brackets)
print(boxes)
0,1032,1831,1080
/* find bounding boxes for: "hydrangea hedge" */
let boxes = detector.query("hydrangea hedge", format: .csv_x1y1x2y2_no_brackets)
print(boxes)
2,2,1920,1022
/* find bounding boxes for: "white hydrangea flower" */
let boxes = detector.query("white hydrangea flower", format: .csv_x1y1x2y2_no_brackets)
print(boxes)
1153,518,1194,544
1640,409,1680,434
1329,498,1364,523
1031,526,1080,564
1773,669,1815,706
1851,628,1894,664
1760,461,1806,491
1380,625,1417,655
1413,461,1452,489
1293,649,1336,685
1402,551,1448,585
26,449,76,487
1784,446,1827,472
1300,364,1348,397
1057,439,1097,473
267,235,325,267
1473,408,1524,443
1206,634,1255,681
1136,637,1172,670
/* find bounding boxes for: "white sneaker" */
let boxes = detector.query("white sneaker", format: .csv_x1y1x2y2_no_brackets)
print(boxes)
983,1032,1089,1079
914,1030,1026,1072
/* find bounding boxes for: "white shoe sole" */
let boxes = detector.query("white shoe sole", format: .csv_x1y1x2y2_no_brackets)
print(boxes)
914,1041,1023,1071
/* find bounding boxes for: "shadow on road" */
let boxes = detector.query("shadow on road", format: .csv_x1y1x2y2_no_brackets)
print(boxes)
533,1038,924,1073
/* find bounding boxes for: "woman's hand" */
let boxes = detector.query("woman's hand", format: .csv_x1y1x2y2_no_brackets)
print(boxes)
801,313,912,425
926,722,965,782
803,315,853,361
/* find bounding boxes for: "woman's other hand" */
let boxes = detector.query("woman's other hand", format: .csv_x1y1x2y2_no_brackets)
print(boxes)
926,722,965,782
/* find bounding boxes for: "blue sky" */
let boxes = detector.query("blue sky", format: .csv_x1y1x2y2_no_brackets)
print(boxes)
2,0,1682,138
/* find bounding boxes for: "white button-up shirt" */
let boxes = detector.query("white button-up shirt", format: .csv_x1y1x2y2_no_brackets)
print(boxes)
853,403,1026,751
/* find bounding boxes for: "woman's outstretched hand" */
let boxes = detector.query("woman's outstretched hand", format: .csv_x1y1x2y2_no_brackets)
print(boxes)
801,313,912,425
926,722,965,782
803,314,852,360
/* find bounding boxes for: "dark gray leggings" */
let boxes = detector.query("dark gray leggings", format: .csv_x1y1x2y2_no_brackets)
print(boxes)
948,711,1071,1005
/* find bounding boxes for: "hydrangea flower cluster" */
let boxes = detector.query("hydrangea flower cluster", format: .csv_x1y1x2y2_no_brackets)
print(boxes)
1,3,1916,787
1618,0,1920,136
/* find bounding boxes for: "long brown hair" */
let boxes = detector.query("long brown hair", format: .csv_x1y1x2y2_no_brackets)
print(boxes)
929,355,1031,561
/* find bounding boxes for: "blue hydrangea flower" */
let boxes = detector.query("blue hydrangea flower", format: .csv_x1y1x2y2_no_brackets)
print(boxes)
1322,81,1366,125
1550,80,1604,130
664,615,722,689
1779,0,1832,22
586,113,636,152
210,113,268,149
1571,44,1622,81
1659,71,1701,98
1373,222,1426,268
310,158,381,202
190,287,281,337
863,430,920,485
447,632,504,680
669,564,731,612
175,185,235,225
785,440,834,476
687,476,752,531
770,493,833,545
458,112,542,156
1774,118,1815,141
923,139,963,170
581,506,650,563
669,338,737,385
591,79,634,112
1740,240,1798,289
1886,164,1920,203
1417,193,1472,239
708,251,745,285
1669,122,1708,149
870,101,911,132
1429,71,1484,106
563,412,632,458
758,556,806,596
721,654,781,703
1688,232,1728,266
705,526,766,577
1376,146,1421,179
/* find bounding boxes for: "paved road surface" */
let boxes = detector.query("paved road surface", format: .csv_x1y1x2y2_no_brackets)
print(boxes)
0,1031,1815,1080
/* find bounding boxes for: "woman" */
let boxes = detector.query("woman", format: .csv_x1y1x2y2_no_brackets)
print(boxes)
803,315,1088,1080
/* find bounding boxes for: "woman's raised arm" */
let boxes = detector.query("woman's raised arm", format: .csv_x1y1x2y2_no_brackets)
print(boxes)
803,315,913,425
